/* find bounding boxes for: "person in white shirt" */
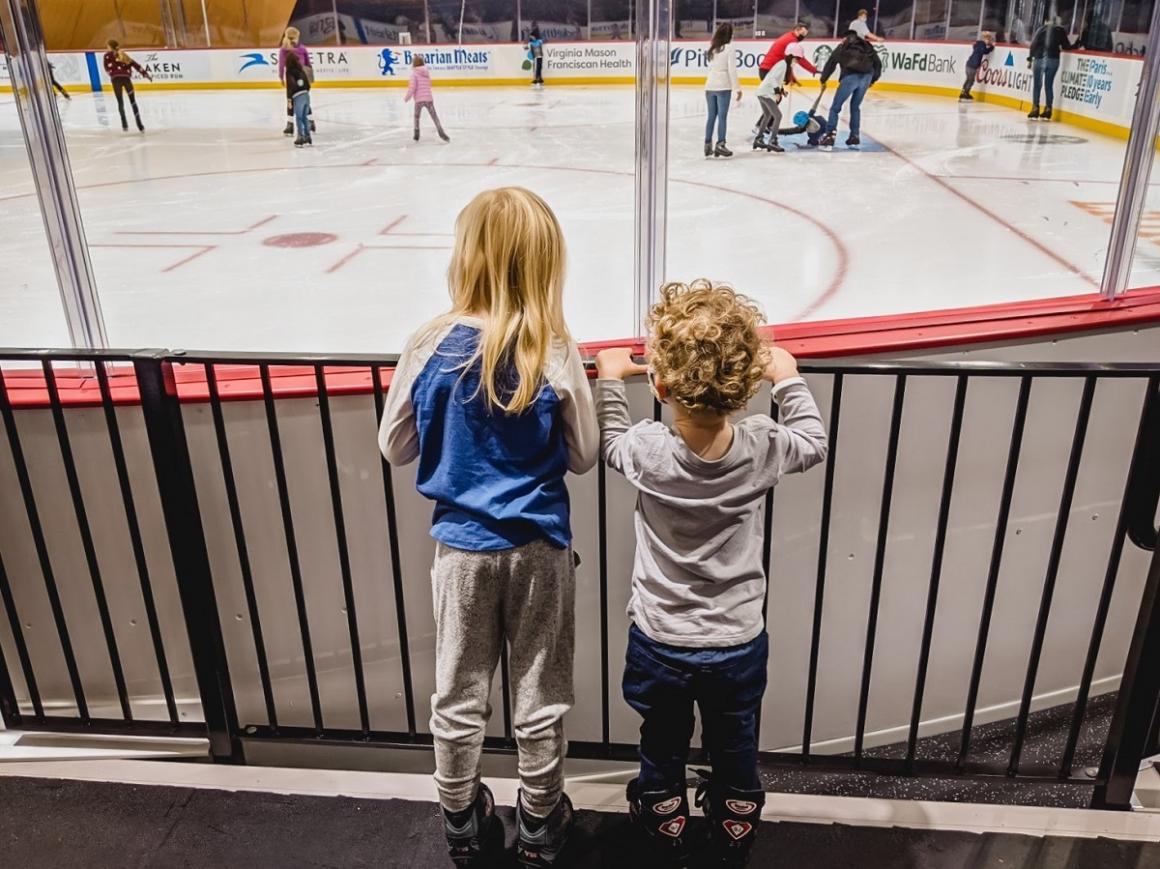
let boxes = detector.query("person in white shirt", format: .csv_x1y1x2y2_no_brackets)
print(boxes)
753,42,805,152
703,22,742,158
849,8,883,42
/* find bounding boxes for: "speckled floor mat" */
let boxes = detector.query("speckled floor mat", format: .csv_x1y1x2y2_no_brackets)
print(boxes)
757,695,1118,808
1,774,1157,868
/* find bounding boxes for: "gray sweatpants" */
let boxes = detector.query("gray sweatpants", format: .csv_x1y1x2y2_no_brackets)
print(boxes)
756,95,782,141
414,100,447,138
430,539,575,817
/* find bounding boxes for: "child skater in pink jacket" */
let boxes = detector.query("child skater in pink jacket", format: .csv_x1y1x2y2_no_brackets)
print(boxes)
405,56,450,143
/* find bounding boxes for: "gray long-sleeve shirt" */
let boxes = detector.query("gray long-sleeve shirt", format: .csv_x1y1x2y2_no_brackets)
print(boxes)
596,377,827,647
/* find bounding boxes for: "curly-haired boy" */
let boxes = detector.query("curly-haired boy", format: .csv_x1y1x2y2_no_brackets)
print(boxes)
595,280,828,868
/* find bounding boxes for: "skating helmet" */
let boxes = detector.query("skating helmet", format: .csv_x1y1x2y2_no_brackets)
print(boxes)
793,110,810,126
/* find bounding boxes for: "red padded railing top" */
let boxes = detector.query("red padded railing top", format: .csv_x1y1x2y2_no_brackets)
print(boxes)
3,286,1160,409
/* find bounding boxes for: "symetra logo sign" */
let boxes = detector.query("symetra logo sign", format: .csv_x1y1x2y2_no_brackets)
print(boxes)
143,52,183,80
238,50,352,77
239,52,270,72
400,48,490,72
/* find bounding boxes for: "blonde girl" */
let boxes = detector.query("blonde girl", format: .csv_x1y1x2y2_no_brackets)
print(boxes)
278,26,314,136
380,187,597,868
103,40,152,132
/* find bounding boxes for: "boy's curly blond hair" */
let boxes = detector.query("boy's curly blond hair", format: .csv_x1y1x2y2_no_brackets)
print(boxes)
647,279,769,414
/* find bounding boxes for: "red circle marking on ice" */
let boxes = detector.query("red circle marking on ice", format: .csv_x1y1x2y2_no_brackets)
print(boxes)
263,232,338,248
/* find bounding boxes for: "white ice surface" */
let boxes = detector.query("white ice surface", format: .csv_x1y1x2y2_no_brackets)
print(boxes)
1,85,1156,353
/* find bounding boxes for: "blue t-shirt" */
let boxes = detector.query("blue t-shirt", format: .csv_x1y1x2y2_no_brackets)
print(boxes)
379,317,599,551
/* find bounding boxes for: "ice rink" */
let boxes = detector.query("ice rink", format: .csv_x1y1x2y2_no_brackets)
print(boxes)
2,83,1156,352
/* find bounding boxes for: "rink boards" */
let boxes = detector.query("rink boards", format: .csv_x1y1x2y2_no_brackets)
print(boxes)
0,39,1144,137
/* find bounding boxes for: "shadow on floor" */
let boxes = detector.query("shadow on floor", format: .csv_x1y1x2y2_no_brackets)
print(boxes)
1,776,1158,868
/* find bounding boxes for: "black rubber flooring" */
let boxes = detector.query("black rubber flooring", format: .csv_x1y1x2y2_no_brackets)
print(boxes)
1,775,1158,868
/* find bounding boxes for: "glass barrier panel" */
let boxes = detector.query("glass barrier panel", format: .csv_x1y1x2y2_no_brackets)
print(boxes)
755,0,800,38
877,0,916,36
591,0,636,39
337,0,433,44
798,0,837,37
0,47,72,346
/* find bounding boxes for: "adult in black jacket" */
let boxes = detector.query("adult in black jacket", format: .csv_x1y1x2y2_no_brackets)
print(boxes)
1027,18,1075,119
819,32,882,147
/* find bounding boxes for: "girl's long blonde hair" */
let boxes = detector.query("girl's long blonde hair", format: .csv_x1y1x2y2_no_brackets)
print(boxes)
282,27,301,48
424,187,568,414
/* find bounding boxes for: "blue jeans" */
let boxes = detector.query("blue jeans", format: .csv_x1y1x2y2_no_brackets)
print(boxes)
293,91,311,139
622,624,768,792
705,90,731,143
1032,57,1060,110
827,72,873,137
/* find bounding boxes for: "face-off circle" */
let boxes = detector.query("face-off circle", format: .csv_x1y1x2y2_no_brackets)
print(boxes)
262,232,339,248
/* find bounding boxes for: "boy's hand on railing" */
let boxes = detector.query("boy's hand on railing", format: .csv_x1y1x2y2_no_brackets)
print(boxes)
595,347,648,381
765,346,800,384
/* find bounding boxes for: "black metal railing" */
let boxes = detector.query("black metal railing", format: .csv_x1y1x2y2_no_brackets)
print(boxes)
0,350,1157,810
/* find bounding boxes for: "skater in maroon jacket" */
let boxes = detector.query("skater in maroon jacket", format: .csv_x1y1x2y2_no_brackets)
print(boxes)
103,40,152,132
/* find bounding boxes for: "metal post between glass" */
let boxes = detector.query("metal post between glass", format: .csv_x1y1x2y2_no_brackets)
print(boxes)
634,0,671,335
0,0,106,348
1100,0,1160,300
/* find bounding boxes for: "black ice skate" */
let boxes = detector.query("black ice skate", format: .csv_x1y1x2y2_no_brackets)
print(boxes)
440,132,451,142
1041,108,1053,121
767,140,784,153
704,140,713,157
516,791,574,868
819,131,836,148
695,778,765,868
283,122,294,136
442,783,504,868
1027,107,1040,120
714,141,733,158
294,137,305,148
846,134,860,146
959,93,973,101
310,119,317,132
627,778,691,867
414,130,420,141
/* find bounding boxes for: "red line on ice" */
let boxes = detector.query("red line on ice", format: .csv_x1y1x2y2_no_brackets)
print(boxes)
380,215,408,235
115,214,277,236
870,136,1099,289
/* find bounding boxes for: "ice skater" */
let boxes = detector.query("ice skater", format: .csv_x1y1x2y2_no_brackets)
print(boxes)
285,52,312,147
103,40,152,132
818,30,881,148
782,108,831,148
49,63,70,100
753,42,806,152
528,23,545,87
703,22,742,158
751,22,816,141
959,31,995,100
847,9,884,42
279,27,315,136
1027,17,1075,120
405,56,449,143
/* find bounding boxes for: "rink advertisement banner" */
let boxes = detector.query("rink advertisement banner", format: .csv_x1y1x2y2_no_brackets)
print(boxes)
36,40,1143,133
